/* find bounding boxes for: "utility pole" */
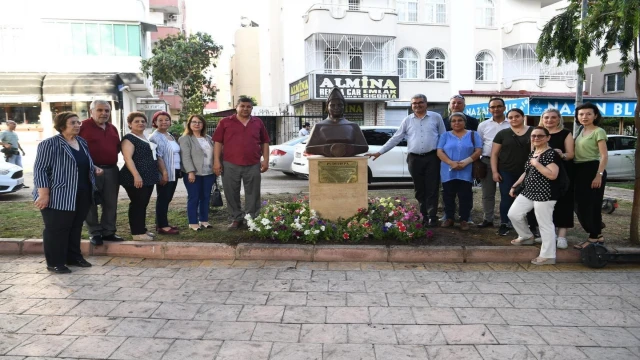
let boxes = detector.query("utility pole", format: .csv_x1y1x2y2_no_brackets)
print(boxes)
574,0,588,133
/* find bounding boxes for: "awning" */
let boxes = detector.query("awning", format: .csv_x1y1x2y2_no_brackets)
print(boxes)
42,73,118,102
141,22,158,33
0,74,44,103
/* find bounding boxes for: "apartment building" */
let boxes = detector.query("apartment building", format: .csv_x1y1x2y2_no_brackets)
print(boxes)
0,0,158,138
258,0,580,133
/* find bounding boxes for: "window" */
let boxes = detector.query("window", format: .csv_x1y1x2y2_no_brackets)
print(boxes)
618,137,636,150
476,0,496,27
44,22,141,57
348,0,360,10
349,48,362,74
398,48,419,79
475,50,495,81
397,0,418,22
324,47,341,73
425,48,446,80
605,73,625,93
363,129,394,146
425,0,447,24
0,104,41,124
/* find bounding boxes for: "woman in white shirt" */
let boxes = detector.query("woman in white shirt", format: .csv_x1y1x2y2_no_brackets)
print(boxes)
178,114,216,231
149,111,181,235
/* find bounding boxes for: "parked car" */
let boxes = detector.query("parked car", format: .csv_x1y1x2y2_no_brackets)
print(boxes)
291,126,413,183
606,135,636,180
268,135,308,176
0,162,24,194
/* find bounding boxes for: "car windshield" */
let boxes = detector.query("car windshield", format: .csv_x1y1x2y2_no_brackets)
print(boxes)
283,136,308,146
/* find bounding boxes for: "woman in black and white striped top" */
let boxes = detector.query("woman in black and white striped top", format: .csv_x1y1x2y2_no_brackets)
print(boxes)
33,112,103,274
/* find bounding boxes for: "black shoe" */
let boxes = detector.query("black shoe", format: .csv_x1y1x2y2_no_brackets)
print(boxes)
102,234,124,241
47,266,71,274
497,224,510,236
67,258,92,267
90,235,103,246
477,220,494,228
426,219,439,228
532,228,541,239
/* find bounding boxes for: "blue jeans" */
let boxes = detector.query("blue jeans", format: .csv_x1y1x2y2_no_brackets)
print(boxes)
499,170,538,229
183,174,216,224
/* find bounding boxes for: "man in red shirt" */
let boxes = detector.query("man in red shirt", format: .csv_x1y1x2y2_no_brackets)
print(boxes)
78,100,123,245
213,97,270,230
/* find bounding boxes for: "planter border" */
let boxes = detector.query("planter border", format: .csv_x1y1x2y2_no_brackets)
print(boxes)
0,238,583,263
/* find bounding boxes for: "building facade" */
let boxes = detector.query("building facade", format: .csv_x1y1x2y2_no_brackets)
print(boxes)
0,0,160,138
230,25,262,107
255,0,579,141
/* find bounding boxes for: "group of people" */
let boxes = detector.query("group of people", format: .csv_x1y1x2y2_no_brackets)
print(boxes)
32,97,270,273
367,95,608,266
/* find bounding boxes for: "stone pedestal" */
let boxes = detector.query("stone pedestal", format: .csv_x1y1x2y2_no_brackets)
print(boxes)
308,156,368,221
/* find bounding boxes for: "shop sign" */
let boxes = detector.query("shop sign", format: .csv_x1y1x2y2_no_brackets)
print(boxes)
528,98,637,117
289,76,311,105
314,74,399,100
137,103,167,111
464,98,529,118
322,102,364,123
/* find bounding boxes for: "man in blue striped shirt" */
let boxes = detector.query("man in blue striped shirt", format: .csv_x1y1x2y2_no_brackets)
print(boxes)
366,94,446,227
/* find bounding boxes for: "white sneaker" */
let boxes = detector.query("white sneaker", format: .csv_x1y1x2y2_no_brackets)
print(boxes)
534,237,542,244
557,237,568,249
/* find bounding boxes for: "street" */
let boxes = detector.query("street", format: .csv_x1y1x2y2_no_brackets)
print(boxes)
1,255,640,359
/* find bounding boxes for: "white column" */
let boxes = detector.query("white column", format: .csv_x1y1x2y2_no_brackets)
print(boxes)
40,102,54,139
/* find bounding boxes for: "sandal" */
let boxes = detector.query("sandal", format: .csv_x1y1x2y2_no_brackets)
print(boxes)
531,257,556,265
511,237,534,246
573,238,604,250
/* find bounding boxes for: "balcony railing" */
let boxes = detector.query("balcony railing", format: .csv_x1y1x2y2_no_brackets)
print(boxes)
503,44,578,85
305,33,396,75
305,2,396,19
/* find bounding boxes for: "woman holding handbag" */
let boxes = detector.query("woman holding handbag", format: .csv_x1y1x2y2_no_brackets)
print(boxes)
149,111,181,235
179,114,216,231
436,112,482,231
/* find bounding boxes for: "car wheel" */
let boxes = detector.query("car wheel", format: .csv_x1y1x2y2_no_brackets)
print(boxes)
282,172,297,177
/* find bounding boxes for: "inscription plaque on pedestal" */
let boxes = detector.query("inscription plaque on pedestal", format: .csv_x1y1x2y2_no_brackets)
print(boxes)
318,161,358,183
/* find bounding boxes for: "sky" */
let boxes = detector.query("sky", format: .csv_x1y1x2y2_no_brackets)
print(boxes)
185,0,267,60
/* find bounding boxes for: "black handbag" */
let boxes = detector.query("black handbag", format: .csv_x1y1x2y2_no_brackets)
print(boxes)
211,179,223,207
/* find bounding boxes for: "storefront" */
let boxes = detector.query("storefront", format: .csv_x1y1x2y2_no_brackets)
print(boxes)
0,74,44,124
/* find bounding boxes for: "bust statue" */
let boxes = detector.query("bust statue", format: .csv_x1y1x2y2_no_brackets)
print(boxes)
305,87,369,157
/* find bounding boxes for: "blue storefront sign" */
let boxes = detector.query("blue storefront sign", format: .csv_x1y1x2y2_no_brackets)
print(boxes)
528,98,637,117
464,97,529,118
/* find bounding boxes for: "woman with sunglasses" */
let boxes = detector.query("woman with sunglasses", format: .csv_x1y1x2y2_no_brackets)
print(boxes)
572,103,608,249
541,108,574,249
508,127,562,265
179,114,216,231
490,108,538,237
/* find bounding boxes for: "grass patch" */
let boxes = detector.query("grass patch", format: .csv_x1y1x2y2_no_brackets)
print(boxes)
608,181,635,190
0,189,637,247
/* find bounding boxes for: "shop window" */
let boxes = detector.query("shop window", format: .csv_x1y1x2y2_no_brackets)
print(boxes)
0,104,42,124
44,22,141,57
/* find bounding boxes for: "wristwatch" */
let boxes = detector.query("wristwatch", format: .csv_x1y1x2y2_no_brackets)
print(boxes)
598,172,604,176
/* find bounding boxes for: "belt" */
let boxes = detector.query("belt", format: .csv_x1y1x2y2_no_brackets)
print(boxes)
96,165,117,169
409,150,437,157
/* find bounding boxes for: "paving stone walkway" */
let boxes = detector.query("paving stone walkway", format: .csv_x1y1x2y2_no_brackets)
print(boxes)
1,256,640,359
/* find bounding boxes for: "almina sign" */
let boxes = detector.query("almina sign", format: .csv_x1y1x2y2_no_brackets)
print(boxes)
315,75,399,100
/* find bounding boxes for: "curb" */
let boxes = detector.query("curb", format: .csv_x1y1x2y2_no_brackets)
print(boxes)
0,238,583,263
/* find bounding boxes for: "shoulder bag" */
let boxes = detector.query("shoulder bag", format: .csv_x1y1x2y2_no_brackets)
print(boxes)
470,131,487,181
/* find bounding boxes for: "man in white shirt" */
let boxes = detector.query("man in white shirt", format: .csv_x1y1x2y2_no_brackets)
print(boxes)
366,94,446,227
476,98,510,228
298,122,311,137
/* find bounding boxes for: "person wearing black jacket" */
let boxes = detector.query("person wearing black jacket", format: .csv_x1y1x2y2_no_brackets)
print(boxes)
444,95,479,131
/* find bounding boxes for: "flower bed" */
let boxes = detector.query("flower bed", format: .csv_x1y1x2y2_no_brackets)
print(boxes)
245,197,432,244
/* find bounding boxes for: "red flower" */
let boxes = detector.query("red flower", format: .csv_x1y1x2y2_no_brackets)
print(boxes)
343,233,350,240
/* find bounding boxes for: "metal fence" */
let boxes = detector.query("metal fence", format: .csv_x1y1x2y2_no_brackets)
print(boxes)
202,115,325,145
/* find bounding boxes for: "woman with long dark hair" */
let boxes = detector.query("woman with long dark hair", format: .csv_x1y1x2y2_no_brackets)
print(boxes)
490,108,537,237
572,102,608,249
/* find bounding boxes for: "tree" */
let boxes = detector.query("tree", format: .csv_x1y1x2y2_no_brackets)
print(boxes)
537,0,640,242
141,32,222,120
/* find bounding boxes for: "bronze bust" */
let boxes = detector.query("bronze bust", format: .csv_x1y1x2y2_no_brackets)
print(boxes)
305,87,369,157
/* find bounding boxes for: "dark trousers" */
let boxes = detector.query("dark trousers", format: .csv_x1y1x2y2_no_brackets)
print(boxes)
41,189,91,267
574,161,606,238
156,170,180,228
183,174,216,224
407,152,440,221
123,185,154,235
221,162,262,221
442,180,473,221
85,166,119,237
498,170,538,229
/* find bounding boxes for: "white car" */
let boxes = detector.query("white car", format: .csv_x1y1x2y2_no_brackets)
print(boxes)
290,126,412,183
0,162,25,194
606,135,636,180
268,135,308,176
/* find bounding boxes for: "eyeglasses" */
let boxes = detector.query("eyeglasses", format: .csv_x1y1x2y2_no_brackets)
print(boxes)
489,106,505,109
411,101,426,105
450,119,465,123
191,121,203,125
530,134,548,139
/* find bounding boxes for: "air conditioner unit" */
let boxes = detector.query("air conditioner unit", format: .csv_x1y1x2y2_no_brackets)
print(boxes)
168,15,178,21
